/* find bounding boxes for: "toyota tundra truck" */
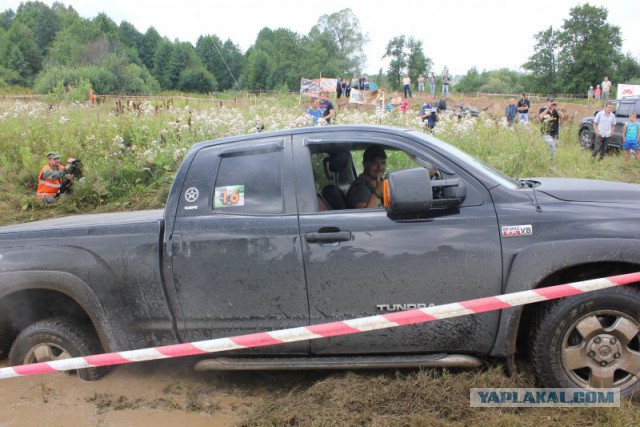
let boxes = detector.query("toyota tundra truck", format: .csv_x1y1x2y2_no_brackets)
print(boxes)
1,125,639,396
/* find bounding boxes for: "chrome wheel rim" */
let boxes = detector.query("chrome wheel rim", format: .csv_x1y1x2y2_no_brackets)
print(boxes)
562,310,640,390
580,131,592,148
24,342,72,364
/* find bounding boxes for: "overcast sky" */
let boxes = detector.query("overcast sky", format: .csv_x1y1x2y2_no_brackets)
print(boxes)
5,0,639,77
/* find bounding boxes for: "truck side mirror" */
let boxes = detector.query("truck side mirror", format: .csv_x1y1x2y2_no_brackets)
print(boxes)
383,168,433,219
384,168,467,221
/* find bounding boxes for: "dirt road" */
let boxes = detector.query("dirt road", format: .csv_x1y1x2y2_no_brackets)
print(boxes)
0,358,260,426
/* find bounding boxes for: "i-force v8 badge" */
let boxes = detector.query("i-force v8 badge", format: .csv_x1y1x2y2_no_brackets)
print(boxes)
501,225,533,238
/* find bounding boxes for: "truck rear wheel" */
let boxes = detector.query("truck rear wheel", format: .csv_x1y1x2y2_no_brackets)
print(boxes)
8,317,108,381
529,286,640,397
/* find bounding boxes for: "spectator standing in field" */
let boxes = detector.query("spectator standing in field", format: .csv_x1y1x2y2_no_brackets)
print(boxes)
517,93,530,122
306,97,323,125
506,99,517,126
442,74,450,97
429,73,436,95
318,91,335,124
417,74,425,93
594,85,601,101
403,75,412,98
587,86,594,103
343,79,351,97
88,87,96,104
591,101,616,161
622,112,639,165
336,77,343,99
538,99,564,159
601,76,612,104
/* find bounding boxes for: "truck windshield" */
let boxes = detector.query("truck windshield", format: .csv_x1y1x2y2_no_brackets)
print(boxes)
408,131,519,189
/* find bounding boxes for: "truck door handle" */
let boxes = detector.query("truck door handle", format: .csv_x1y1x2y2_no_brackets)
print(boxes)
305,231,352,243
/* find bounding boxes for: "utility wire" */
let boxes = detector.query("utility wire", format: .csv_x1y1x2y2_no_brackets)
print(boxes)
211,39,241,91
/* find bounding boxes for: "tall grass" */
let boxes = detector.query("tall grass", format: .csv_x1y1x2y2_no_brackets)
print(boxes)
0,95,638,225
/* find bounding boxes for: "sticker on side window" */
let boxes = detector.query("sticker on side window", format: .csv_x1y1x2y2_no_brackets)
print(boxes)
214,184,245,208
501,225,532,237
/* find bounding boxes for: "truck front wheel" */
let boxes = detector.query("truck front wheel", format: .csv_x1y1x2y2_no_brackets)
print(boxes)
529,286,640,397
580,129,595,150
8,317,108,381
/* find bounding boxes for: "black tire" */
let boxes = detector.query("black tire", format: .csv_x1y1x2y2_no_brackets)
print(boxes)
8,317,109,381
0,311,13,359
529,286,640,397
580,128,595,150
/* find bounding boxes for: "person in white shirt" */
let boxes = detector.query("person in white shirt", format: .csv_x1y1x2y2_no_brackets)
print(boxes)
601,76,613,105
591,101,616,160
403,75,412,98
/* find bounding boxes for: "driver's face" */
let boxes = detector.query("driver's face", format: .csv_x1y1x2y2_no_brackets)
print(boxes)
364,157,387,180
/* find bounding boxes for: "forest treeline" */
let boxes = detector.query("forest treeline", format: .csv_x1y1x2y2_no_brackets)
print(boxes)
0,2,638,96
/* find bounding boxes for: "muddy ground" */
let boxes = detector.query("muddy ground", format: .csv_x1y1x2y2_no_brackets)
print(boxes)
0,357,258,426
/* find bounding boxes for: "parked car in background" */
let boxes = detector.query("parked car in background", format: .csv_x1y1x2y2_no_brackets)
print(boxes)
579,96,640,149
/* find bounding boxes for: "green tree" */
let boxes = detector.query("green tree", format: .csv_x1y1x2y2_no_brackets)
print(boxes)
523,27,559,93
118,21,144,63
196,35,244,90
383,36,407,90
14,1,61,56
406,38,431,87
152,40,174,88
178,65,217,93
557,4,622,92
383,35,431,91
140,27,161,71
0,23,42,84
309,8,368,75
243,27,309,90
455,67,484,93
0,9,15,31
614,53,640,84
244,49,271,90
46,18,102,65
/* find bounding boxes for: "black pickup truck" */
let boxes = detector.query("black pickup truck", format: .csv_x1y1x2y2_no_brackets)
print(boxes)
1,126,639,395
579,96,640,149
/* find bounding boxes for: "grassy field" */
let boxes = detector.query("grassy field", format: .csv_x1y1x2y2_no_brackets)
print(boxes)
1,94,639,424
1,94,639,226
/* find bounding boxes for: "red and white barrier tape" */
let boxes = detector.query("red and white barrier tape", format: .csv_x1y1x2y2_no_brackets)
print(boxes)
1,272,639,380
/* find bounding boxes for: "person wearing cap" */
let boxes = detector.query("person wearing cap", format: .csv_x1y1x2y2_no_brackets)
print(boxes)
37,152,76,203
346,146,387,209
538,99,565,160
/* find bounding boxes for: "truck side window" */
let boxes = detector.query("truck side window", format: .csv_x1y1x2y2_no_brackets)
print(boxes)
213,150,284,214
616,102,632,118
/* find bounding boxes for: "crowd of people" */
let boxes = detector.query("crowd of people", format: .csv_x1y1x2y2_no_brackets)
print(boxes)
335,75,378,98
587,76,614,105
334,72,451,100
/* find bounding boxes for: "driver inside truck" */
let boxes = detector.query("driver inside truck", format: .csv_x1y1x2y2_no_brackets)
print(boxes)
346,146,387,209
